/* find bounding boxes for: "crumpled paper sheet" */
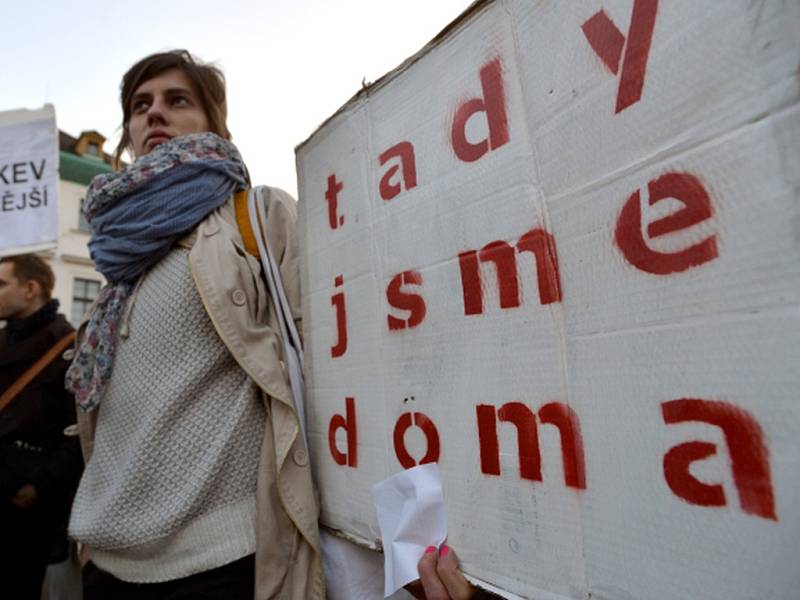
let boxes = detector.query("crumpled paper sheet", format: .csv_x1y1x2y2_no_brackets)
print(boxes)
372,463,448,597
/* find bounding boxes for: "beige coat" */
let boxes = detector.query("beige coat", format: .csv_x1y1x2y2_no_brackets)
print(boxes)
76,187,324,599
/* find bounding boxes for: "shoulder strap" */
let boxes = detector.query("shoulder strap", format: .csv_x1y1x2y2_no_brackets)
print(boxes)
234,189,259,257
0,330,76,415
245,186,308,451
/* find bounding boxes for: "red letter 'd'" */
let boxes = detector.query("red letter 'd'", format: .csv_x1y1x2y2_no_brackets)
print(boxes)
379,142,417,201
325,174,344,229
386,270,426,331
328,397,357,467
451,58,509,163
330,275,347,358
393,412,440,469
615,172,718,275
662,398,777,520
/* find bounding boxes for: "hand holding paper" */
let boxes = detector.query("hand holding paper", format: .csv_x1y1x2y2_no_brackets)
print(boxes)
372,463,448,597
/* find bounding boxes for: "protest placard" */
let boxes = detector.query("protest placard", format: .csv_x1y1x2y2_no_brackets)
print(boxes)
0,105,59,257
296,1,800,598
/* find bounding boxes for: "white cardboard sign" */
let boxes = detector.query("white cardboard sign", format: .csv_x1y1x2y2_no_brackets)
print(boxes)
0,105,59,257
296,1,800,598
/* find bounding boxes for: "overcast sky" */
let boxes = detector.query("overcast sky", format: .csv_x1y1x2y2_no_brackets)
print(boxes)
2,0,474,197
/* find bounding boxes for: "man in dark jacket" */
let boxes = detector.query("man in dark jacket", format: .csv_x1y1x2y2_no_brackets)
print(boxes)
0,254,83,599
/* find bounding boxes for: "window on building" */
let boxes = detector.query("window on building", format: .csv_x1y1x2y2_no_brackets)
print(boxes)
78,198,90,232
71,278,101,326
87,142,99,156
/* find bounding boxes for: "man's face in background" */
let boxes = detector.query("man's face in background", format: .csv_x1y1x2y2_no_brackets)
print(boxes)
0,262,38,321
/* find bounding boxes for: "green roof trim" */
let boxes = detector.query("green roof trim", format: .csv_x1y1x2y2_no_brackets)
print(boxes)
59,151,114,185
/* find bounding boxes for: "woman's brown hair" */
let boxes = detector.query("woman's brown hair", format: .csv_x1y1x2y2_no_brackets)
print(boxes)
114,50,231,167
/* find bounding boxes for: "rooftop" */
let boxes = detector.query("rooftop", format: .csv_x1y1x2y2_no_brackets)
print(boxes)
59,129,118,185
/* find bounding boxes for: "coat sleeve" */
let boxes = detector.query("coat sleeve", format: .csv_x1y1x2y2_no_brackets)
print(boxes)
27,359,84,505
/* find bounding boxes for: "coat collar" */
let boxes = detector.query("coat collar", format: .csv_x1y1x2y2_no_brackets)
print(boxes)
0,313,71,368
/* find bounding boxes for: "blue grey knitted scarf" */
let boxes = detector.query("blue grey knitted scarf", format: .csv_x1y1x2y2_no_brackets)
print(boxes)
66,132,247,411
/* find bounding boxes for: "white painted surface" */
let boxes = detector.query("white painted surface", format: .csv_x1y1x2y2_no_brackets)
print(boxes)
297,1,800,598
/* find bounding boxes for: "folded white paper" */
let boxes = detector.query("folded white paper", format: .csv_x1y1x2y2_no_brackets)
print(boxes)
372,463,448,597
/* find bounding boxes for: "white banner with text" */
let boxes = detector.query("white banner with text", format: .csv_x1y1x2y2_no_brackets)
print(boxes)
0,105,59,257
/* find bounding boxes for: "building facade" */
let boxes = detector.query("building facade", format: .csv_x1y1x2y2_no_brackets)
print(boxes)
45,130,114,326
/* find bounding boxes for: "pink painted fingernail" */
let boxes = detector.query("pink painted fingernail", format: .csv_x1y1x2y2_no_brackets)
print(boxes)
439,545,449,557
425,546,436,554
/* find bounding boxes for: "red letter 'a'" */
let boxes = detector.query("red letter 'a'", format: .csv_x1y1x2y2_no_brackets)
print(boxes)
330,275,347,358
379,142,417,201
476,403,541,481
615,172,718,275
386,270,426,331
393,412,440,469
662,398,777,521
459,241,519,315
451,58,509,163
328,397,357,467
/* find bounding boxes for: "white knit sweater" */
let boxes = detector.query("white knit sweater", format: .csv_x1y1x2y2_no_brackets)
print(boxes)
69,248,265,582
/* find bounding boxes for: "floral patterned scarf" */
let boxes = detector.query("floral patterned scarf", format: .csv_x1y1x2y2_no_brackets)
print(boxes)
66,132,248,412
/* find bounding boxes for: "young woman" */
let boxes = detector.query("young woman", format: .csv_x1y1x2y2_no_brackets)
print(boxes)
65,50,321,599
67,49,488,600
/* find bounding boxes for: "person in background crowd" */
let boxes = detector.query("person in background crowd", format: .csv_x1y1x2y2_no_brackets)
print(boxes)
0,255,83,600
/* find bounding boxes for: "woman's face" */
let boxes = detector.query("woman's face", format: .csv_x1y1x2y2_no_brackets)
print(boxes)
128,68,211,158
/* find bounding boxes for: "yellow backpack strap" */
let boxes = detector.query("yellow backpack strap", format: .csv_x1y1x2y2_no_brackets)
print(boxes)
234,188,259,257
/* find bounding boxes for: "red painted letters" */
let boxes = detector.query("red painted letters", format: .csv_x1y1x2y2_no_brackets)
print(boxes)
663,441,725,508
325,174,344,229
324,396,778,521
581,10,626,75
615,172,718,274
328,397,358,467
394,412,441,469
477,402,541,481
312,38,783,529
516,229,563,306
581,0,659,113
451,58,509,163
459,228,562,315
379,142,417,201
459,241,519,315
476,402,586,489
386,270,427,331
662,398,777,520
330,275,348,358
539,402,587,489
